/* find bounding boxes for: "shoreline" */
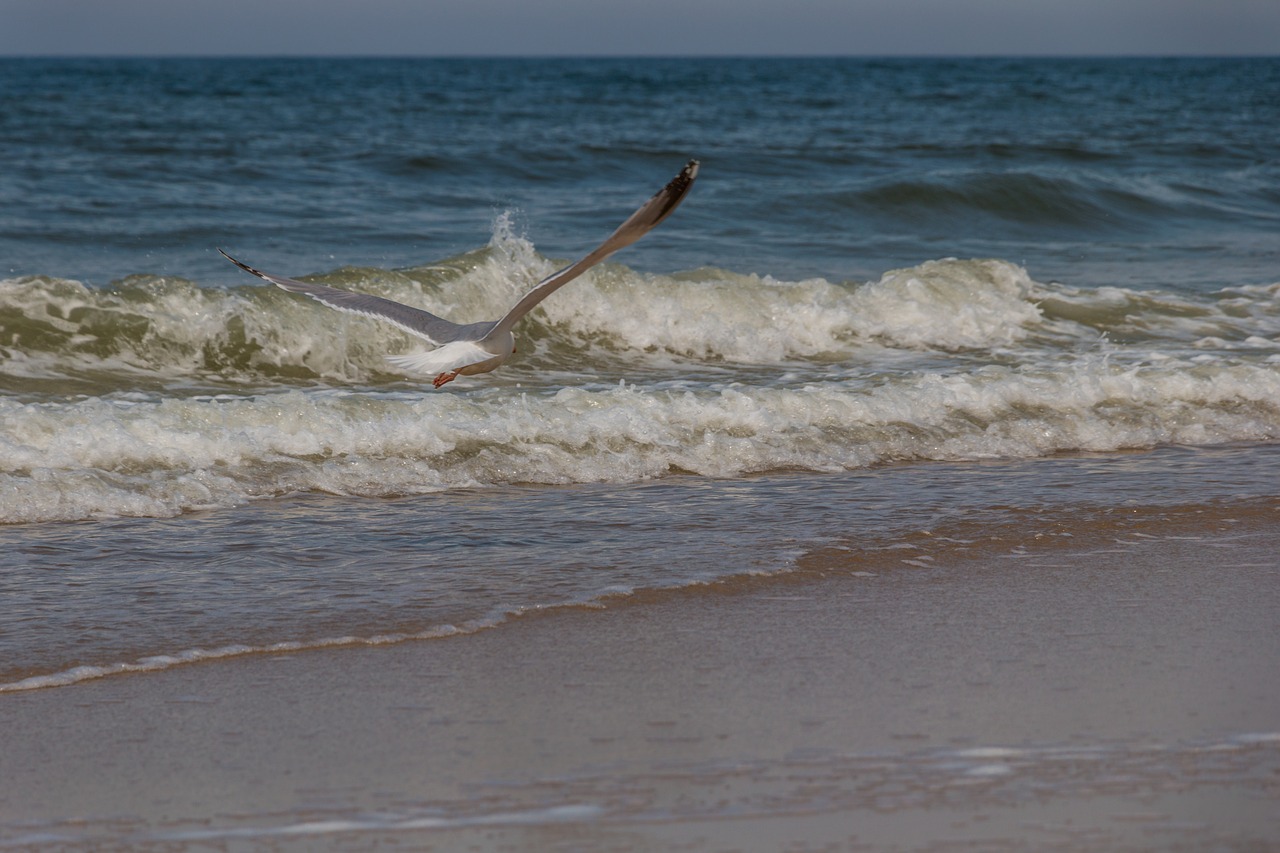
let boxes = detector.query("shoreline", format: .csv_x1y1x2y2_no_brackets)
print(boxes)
5,464,1277,694
2,512,1279,850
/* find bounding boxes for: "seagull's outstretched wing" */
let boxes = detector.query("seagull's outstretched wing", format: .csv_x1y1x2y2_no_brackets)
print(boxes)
485,160,699,340
219,249,466,346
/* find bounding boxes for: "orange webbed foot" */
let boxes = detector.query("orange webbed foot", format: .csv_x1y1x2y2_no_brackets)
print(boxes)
433,371,459,389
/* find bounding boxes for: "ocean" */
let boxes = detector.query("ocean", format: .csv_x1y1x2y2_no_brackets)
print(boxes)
1,57,1278,691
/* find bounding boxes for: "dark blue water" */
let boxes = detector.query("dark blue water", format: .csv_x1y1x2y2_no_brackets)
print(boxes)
3,57,1277,288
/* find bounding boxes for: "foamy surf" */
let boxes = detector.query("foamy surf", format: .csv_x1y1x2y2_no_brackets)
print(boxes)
5,239,1046,385
4,225,1280,524
4,353,1280,523
1,368,1277,523
4,225,1276,391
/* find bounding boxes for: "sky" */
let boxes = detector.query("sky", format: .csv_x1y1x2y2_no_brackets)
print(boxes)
1,0,1278,57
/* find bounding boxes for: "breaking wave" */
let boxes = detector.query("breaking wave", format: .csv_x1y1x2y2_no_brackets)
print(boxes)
2,222,1279,524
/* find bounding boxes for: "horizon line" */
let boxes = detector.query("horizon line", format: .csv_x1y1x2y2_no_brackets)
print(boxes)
2,52,1277,60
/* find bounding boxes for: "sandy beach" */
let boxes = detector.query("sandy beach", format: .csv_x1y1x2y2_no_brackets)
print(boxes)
2,502,1278,852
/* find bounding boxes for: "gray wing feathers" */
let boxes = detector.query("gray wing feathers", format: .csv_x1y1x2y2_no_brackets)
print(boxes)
218,249,466,345
219,159,697,351
486,160,699,339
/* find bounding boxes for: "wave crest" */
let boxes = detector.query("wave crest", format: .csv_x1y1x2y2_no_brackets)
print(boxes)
4,353,1278,524
1,250,1051,388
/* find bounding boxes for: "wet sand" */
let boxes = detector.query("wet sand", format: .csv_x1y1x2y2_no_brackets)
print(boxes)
2,511,1279,851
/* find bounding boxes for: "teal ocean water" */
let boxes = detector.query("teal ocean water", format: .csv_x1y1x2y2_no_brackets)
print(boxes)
1,58,1278,690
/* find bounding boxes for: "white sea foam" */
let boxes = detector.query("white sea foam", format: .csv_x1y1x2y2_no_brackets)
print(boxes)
155,804,603,842
0,804,603,848
0,575,701,692
0,252,1082,386
3,351,1279,524
485,236,1048,358
952,747,1030,759
3,242,1277,383
0,624,471,693
4,246,1280,523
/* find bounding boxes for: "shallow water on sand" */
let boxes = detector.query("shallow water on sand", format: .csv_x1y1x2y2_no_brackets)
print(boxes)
2,496,1276,851
3,441,1277,691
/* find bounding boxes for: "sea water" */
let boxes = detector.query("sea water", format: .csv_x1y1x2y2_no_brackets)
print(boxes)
1,57,1278,689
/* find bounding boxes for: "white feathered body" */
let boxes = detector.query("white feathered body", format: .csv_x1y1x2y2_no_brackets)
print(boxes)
383,333,514,378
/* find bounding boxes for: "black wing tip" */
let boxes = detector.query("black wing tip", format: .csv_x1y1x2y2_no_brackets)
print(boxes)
673,159,699,191
217,248,268,280
647,159,699,221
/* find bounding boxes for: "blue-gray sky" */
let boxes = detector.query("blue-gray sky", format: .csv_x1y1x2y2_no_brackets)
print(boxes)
2,0,1278,56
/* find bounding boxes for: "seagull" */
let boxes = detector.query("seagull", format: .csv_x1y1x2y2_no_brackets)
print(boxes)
220,160,698,388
